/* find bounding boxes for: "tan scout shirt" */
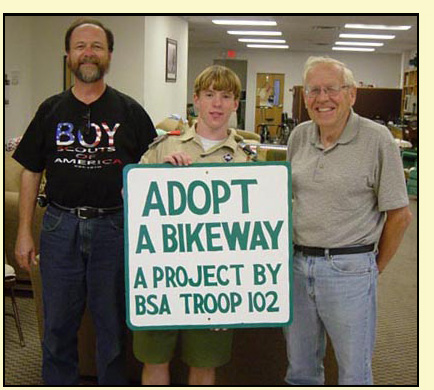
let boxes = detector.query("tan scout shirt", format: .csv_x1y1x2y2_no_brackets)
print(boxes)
140,125,251,164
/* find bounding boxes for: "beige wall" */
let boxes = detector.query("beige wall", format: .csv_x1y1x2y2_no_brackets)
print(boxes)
4,15,188,140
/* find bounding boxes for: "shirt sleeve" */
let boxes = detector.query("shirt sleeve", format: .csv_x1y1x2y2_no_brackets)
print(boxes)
375,129,409,211
140,147,158,164
129,101,158,161
12,102,48,172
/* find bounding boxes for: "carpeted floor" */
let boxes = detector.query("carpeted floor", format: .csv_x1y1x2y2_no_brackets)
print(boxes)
372,198,418,385
4,199,418,386
4,293,44,386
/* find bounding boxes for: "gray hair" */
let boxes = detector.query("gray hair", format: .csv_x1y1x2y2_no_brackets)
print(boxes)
303,56,357,88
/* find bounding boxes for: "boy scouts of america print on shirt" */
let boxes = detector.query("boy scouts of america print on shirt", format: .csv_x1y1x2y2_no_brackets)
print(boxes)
55,118,122,169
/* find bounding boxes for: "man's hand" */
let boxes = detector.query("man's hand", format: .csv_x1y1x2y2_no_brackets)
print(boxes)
15,168,43,272
15,231,38,272
163,152,193,166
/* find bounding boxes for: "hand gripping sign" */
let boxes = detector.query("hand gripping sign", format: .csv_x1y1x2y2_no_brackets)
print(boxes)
123,162,292,330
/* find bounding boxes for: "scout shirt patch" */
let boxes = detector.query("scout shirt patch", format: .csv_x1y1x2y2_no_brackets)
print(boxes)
223,153,234,162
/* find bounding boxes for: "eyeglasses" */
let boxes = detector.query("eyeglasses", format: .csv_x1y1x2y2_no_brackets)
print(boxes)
79,109,91,136
304,85,350,98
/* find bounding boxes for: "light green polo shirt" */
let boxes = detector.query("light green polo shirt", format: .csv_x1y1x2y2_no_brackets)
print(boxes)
287,110,409,248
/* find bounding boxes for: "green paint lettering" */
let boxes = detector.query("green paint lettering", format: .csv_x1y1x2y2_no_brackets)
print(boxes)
153,266,164,288
185,223,205,252
230,292,242,312
142,181,166,216
135,225,156,254
231,179,257,214
135,295,146,315
253,264,266,285
249,221,270,250
221,222,251,250
133,268,148,288
162,224,177,252
202,265,218,286
205,223,223,251
167,181,186,215
159,294,171,314
165,266,176,288
266,263,282,285
230,264,244,285
180,293,192,314
193,293,206,313
135,294,171,315
146,294,160,315
211,180,231,214
188,180,211,215
264,220,284,249
216,265,229,286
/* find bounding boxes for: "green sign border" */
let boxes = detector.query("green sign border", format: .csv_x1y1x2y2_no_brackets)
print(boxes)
123,161,293,330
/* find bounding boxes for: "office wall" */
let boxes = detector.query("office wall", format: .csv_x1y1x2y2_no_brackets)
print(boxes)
5,16,35,141
144,16,189,125
188,48,404,132
4,15,188,141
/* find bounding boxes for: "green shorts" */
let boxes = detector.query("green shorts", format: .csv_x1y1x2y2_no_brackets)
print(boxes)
133,328,233,368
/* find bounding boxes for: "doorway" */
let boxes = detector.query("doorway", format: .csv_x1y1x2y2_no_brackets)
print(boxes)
255,73,284,141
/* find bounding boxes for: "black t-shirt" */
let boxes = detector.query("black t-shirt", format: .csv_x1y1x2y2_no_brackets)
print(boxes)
13,86,157,208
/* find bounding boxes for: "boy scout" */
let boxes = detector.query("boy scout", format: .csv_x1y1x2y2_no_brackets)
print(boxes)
133,65,252,385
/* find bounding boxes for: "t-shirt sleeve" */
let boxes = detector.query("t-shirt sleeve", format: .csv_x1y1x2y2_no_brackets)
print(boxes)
12,102,48,173
129,102,158,161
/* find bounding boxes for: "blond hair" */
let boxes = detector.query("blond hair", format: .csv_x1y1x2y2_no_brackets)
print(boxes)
194,65,241,100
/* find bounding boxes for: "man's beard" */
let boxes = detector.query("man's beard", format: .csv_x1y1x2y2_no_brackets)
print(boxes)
68,56,110,83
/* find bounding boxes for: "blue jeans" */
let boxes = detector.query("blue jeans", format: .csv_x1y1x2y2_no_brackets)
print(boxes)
283,249,378,385
39,205,127,385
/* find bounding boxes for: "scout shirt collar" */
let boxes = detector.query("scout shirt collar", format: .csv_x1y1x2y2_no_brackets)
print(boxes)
310,109,360,149
181,125,240,154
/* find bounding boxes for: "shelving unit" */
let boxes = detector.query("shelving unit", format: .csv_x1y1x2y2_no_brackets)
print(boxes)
402,69,418,117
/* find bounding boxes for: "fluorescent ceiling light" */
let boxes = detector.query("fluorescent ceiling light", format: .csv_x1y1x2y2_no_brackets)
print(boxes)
345,23,411,31
213,20,277,26
335,41,384,47
333,46,375,52
228,30,282,36
239,38,286,43
247,44,289,49
340,33,395,40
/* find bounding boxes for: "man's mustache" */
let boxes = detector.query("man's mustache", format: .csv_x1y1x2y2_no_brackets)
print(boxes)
80,56,99,65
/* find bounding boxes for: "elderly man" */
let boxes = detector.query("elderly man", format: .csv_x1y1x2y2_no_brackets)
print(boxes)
283,56,412,385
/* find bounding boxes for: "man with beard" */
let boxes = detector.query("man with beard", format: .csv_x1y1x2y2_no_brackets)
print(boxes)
13,17,157,385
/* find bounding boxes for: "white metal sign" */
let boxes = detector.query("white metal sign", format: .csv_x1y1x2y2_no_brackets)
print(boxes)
123,162,292,330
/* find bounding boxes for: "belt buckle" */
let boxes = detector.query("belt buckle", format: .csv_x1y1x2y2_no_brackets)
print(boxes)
77,207,90,219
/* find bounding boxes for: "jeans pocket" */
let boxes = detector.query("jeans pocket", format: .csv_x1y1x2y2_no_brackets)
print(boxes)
330,252,375,275
42,209,63,232
108,212,124,231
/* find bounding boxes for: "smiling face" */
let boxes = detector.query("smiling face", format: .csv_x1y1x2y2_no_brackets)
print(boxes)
67,24,111,83
303,63,356,132
194,84,239,139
